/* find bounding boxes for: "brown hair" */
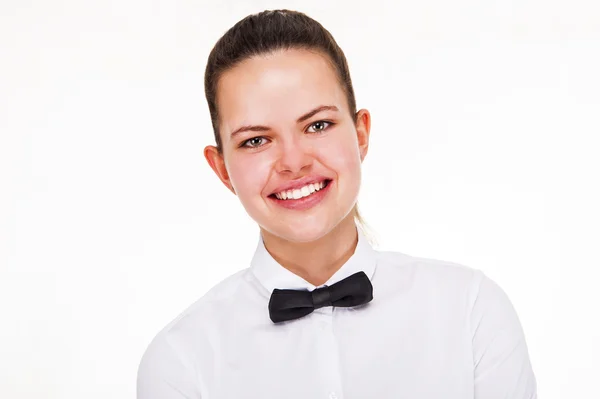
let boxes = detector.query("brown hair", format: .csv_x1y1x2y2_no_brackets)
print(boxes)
204,9,374,241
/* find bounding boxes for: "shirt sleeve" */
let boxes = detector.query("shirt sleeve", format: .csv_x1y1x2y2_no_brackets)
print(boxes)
137,332,201,399
470,271,537,398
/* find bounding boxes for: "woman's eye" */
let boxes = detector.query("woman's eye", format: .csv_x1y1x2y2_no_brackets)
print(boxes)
307,121,332,133
241,137,267,148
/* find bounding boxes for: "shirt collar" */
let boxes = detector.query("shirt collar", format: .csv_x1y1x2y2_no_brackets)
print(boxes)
250,225,377,295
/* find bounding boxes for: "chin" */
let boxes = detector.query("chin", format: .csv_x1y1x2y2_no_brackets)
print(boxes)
261,219,334,244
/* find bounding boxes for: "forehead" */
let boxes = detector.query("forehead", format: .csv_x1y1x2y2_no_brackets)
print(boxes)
216,48,347,133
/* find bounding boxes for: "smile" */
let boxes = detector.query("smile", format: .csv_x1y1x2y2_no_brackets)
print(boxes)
273,180,329,200
268,179,332,210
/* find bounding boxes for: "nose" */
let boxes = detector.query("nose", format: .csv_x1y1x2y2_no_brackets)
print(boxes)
274,138,314,175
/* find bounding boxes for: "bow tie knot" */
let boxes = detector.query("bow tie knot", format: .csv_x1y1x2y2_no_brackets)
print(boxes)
311,286,333,309
268,271,374,323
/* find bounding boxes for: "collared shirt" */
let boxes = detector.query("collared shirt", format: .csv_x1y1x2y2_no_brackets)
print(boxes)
137,226,537,399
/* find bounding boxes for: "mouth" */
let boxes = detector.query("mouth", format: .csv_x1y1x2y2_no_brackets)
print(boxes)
268,179,332,200
267,179,333,211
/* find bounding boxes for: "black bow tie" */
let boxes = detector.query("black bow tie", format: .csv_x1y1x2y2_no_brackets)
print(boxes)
268,271,374,323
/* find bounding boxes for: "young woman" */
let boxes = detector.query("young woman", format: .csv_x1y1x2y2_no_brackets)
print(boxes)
137,9,537,399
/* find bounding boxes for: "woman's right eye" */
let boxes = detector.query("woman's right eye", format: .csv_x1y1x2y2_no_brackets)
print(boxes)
241,137,267,148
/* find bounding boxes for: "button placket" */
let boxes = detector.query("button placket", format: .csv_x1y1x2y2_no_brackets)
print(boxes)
319,310,343,399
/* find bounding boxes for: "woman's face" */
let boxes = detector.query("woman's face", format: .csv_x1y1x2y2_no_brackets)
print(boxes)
205,48,370,243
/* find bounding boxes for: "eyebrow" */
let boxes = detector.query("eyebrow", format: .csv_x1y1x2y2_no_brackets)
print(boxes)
229,105,339,139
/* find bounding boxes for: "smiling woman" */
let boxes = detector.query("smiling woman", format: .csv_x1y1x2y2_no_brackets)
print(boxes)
204,44,368,246
137,9,537,399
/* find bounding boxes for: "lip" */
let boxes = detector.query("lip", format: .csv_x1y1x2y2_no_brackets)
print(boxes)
269,175,331,196
268,179,333,211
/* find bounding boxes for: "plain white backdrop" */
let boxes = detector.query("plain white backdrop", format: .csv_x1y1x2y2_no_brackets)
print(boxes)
1,0,599,398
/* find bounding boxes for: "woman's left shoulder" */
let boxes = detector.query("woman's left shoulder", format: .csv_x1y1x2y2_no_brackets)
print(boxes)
375,249,484,288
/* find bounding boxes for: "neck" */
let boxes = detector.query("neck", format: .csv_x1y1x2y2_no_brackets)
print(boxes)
260,214,359,287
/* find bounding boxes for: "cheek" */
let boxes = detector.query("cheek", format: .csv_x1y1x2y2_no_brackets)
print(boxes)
318,132,362,174
227,155,273,198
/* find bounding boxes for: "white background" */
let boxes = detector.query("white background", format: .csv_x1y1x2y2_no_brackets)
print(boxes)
1,0,599,398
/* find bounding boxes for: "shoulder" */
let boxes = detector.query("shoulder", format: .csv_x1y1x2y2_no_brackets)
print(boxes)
138,267,253,366
137,268,252,397
374,248,518,324
162,266,252,333
372,249,512,321
375,248,484,291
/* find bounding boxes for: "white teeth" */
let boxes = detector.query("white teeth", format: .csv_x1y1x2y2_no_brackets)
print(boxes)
274,180,327,200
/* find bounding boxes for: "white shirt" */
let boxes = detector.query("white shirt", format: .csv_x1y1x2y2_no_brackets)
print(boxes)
137,226,537,399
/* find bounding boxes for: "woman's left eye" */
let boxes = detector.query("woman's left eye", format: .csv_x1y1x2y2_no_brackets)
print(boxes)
307,120,333,133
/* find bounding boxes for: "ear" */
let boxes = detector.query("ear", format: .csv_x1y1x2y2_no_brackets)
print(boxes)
203,145,236,195
355,109,371,162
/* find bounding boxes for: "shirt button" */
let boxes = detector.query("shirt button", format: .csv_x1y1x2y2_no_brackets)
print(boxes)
328,392,338,399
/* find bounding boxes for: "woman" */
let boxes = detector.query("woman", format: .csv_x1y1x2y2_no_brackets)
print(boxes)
137,9,537,399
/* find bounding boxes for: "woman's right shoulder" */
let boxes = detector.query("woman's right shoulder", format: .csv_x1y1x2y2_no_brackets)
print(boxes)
156,267,251,333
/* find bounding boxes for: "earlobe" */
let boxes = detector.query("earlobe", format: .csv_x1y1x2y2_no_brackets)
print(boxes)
203,145,236,195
